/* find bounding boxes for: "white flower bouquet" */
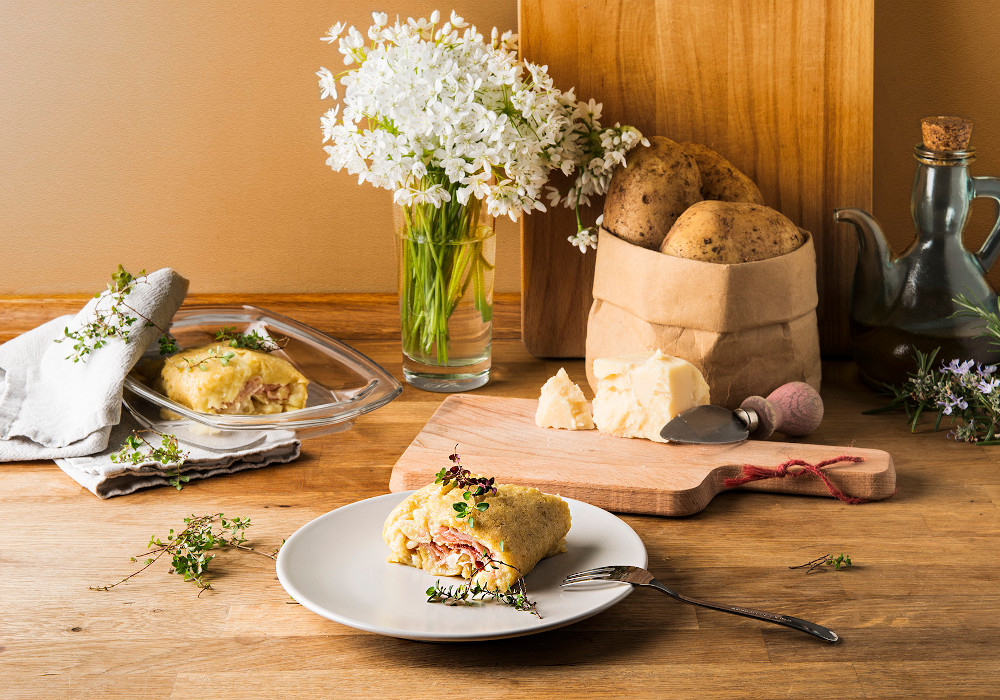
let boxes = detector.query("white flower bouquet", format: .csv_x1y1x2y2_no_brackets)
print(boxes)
317,10,646,384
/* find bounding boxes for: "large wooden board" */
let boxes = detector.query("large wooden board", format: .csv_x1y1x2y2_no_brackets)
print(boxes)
388,395,895,516
519,0,874,357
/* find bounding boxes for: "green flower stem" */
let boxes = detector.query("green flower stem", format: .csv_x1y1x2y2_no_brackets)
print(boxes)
399,176,493,365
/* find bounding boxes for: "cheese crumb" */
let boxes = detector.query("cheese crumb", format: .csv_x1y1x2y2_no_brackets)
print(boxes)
535,368,595,430
592,350,710,442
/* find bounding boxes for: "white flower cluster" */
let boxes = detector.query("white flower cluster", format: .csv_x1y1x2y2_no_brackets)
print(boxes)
318,11,646,247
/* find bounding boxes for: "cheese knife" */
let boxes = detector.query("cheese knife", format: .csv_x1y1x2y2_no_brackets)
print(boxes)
659,382,824,444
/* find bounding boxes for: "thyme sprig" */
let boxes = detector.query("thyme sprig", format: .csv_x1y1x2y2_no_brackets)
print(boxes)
174,346,237,372
91,513,280,595
110,429,190,489
214,326,285,353
426,575,539,617
790,553,853,574
435,451,497,527
56,265,178,361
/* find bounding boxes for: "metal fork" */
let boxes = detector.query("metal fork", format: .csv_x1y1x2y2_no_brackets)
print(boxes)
562,565,839,643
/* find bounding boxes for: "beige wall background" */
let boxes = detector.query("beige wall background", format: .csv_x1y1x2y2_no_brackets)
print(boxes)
3,1,1000,294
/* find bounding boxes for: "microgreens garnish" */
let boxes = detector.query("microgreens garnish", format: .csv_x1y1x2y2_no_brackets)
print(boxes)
175,346,237,372
91,513,281,595
434,451,497,528
790,553,853,574
56,265,178,361
110,429,189,484
214,326,284,353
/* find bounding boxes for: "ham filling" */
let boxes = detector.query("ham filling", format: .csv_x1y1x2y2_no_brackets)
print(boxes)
422,526,492,571
218,376,292,414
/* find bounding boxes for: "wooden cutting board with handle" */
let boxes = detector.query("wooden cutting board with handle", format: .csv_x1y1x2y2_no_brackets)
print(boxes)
519,0,874,357
388,395,895,516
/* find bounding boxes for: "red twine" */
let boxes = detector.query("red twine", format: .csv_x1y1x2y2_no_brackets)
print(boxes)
723,455,869,504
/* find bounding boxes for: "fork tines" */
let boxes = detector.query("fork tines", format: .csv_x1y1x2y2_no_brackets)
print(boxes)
561,565,626,585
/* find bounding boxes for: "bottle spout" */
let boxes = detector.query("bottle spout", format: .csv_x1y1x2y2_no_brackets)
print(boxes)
833,208,898,322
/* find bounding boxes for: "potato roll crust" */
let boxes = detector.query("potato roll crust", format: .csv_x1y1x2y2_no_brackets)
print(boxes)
383,481,571,592
157,345,308,415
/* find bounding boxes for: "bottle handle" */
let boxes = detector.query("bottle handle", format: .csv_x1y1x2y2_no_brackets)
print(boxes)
972,176,1000,271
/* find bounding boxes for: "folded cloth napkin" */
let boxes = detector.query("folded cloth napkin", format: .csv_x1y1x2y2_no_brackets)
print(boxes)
56,412,301,498
0,268,189,460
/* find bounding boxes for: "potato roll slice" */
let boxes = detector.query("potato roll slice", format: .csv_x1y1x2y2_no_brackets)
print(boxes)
383,481,571,592
158,344,308,415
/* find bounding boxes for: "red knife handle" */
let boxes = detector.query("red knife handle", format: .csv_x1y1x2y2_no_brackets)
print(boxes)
739,382,824,439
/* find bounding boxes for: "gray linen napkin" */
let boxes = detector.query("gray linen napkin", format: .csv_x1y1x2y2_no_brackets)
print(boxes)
0,268,189,460
57,412,301,498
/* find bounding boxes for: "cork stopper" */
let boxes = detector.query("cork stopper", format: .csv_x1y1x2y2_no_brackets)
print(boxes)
921,115,973,151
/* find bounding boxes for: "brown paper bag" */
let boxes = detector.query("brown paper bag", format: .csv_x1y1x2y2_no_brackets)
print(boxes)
585,229,821,408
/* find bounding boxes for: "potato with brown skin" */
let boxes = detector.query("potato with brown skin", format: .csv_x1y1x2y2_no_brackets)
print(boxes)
602,136,702,250
659,200,804,263
679,142,764,204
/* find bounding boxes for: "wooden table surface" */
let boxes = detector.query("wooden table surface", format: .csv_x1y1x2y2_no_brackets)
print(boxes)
2,294,998,699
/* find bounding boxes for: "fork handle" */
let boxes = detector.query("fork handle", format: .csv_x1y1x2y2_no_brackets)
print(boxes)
648,580,839,643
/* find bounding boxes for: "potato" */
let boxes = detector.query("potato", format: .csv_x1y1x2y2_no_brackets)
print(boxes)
602,136,702,250
659,200,804,263
679,142,764,204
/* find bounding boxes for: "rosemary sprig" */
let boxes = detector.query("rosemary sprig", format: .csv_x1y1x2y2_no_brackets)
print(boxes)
869,346,1000,444
214,326,284,353
790,553,853,574
954,293,1000,345
91,513,280,594
56,265,178,361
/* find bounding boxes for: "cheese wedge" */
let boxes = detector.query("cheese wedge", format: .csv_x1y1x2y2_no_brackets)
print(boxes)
535,368,595,430
592,350,710,442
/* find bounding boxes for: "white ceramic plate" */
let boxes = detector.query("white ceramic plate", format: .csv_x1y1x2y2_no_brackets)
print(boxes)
276,491,648,641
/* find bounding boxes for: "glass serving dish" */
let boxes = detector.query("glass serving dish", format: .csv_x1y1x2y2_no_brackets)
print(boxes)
122,305,402,447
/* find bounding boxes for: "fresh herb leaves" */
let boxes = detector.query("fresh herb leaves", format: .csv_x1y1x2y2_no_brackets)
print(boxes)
56,265,178,361
158,335,180,355
426,576,539,617
870,347,1000,444
435,451,497,528
91,513,280,594
871,293,1000,444
790,553,853,574
954,293,1000,345
214,326,284,353
174,346,237,372
110,429,188,484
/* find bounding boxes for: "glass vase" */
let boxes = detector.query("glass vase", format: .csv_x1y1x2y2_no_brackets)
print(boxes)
395,197,496,392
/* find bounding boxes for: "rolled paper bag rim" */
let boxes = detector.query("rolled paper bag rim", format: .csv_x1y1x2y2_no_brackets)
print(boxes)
591,228,817,333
